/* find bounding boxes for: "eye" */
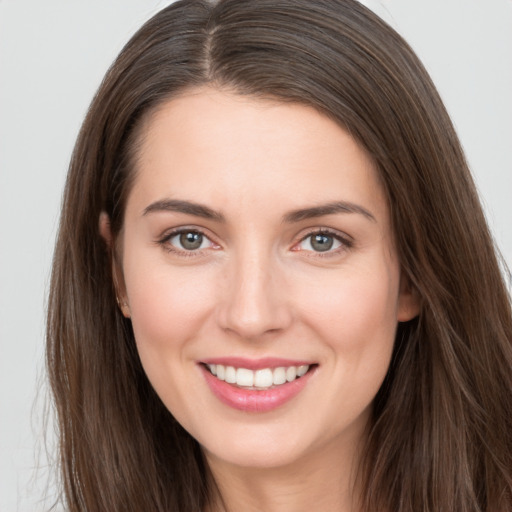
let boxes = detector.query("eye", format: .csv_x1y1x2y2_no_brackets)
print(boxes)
161,229,217,253
295,230,351,254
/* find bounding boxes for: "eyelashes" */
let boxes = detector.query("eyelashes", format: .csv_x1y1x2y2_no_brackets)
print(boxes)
292,229,353,255
157,228,220,257
156,227,353,258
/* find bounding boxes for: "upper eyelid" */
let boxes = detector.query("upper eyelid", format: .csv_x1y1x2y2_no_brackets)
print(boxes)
158,226,214,242
296,227,352,243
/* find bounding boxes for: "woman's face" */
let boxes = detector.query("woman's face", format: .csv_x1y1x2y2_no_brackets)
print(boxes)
110,87,418,470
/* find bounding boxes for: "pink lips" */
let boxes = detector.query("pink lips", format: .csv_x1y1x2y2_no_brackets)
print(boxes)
199,358,316,413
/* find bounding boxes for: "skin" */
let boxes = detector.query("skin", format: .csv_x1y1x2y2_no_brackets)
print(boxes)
101,87,419,512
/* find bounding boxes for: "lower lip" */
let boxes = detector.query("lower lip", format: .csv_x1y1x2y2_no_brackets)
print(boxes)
200,365,315,413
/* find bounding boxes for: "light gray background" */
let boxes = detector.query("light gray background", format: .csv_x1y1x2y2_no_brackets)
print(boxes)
1,1,511,510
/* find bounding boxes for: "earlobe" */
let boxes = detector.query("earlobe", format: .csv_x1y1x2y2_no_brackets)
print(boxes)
397,273,421,322
116,295,131,318
99,212,131,318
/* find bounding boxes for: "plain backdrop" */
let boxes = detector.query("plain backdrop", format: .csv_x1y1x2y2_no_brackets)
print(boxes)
1,1,511,510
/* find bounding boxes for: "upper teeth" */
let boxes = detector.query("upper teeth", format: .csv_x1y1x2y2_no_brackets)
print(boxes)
207,364,310,389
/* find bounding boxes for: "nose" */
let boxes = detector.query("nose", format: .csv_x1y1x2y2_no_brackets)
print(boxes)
216,247,292,340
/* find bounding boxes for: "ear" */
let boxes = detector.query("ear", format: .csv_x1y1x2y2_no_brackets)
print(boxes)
99,211,113,246
397,271,421,322
99,212,131,318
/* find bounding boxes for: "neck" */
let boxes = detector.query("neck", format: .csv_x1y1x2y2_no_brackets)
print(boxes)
204,433,365,512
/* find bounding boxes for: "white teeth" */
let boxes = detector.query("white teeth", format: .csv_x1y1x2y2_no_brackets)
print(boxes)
286,366,297,382
206,363,310,389
272,367,286,385
236,368,254,387
297,365,308,377
225,366,236,384
216,364,225,380
254,368,273,388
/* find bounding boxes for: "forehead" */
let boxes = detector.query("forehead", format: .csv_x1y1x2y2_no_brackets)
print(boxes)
127,87,387,223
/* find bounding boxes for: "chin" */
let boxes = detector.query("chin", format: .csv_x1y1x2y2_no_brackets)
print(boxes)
203,436,310,471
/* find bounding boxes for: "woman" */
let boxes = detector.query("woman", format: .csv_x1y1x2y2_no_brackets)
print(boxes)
46,0,512,511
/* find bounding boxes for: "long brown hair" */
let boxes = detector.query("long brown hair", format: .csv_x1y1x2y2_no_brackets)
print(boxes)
47,1,512,510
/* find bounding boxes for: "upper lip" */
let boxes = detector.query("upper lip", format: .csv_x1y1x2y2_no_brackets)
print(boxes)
200,357,315,371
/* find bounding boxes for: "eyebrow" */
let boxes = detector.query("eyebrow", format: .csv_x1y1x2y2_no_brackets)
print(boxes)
283,201,376,223
142,199,226,222
142,198,376,223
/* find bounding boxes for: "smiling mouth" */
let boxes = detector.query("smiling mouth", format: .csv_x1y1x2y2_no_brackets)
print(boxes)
203,363,314,390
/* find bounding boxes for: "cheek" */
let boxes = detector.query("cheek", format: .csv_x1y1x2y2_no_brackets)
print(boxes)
303,262,400,417
293,258,400,367
121,254,219,421
305,266,397,327
123,254,217,356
